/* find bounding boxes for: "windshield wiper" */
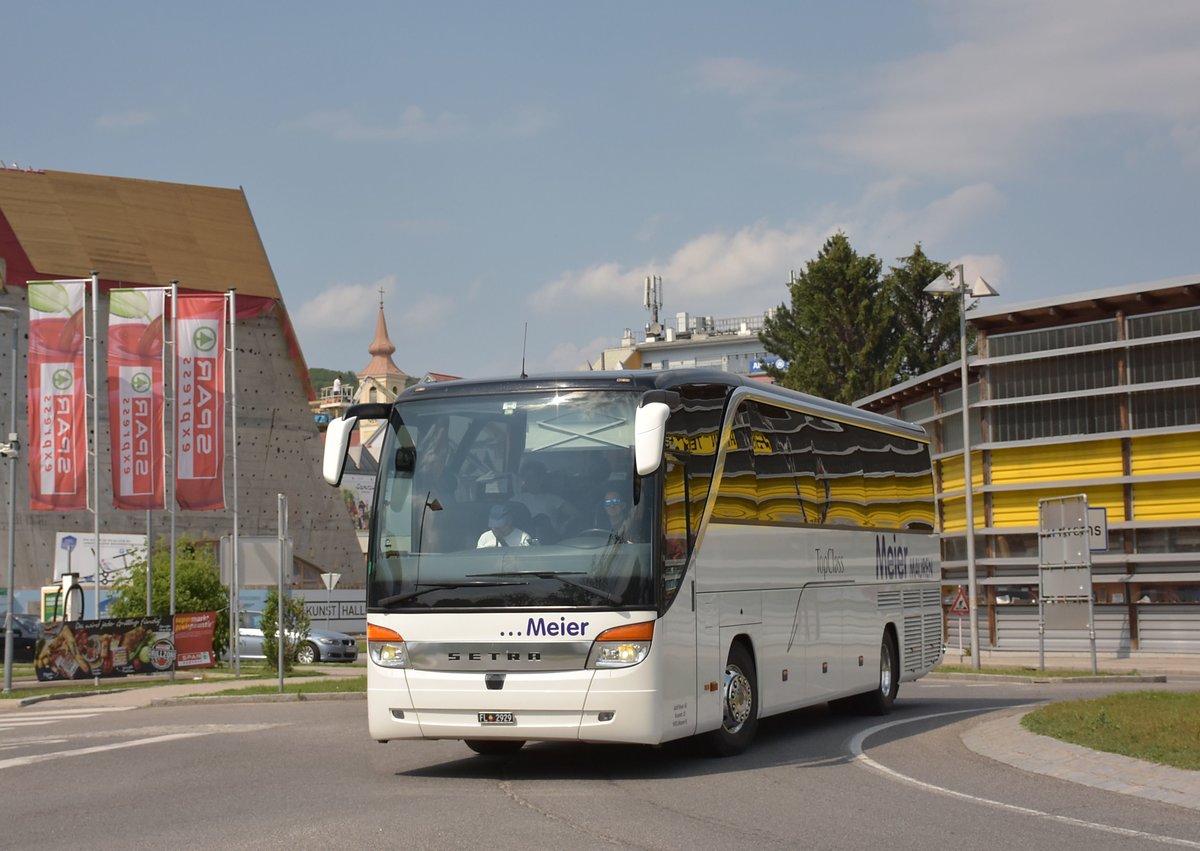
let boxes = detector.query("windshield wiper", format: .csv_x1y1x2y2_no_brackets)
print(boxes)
378,580,526,607
469,571,624,605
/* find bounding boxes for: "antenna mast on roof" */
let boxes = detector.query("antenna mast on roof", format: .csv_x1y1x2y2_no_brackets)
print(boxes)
643,275,663,326
520,322,528,379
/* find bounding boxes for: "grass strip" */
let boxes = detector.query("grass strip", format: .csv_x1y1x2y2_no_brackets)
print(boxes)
0,665,323,700
934,664,1131,677
1022,691,1200,771
201,675,366,697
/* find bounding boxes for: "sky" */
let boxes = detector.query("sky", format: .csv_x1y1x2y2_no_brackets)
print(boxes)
4,2,1200,380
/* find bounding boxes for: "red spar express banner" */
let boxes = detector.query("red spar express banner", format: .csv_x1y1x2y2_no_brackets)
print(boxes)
175,294,226,510
108,288,166,510
27,280,88,511
173,611,218,669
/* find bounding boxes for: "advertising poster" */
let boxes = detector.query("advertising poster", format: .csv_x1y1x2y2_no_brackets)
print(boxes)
173,611,218,669
107,288,166,510
27,280,89,511
35,616,173,681
175,294,226,510
53,532,147,587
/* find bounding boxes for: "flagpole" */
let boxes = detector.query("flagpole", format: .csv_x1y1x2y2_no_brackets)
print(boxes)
145,509,152,616
91,271,100,628
229,289,241,676
169,281,178,643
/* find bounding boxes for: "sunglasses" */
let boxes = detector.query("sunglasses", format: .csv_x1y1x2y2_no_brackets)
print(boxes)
604,498,623,506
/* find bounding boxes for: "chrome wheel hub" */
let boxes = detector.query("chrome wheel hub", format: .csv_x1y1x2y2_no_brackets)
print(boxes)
722,665,753,732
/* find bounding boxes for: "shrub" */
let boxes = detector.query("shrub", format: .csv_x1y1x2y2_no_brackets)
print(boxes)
260,589,311,672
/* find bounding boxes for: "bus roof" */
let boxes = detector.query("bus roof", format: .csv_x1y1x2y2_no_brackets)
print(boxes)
396,369,927,442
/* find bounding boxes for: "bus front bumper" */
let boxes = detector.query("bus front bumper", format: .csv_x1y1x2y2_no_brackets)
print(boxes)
368,664,663,745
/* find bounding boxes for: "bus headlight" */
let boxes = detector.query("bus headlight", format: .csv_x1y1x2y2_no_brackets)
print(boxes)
586,621,654,669
368,624,410,669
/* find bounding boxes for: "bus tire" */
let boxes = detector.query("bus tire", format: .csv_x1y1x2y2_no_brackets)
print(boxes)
857,629,899,715
465,739,525,756
708,642,758,757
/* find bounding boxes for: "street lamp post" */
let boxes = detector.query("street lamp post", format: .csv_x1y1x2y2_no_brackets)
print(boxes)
1,306,19,694
924,265,997,671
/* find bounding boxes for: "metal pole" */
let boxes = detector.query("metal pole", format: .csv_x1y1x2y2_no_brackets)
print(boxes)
1,306,19,694
229,290,240,676
169,282,178,681
91,272,100,625
278,493,286,692
959,275,982,671
145,510,152,616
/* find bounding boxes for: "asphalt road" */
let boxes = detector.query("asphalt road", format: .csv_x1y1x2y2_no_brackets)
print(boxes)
2,678,1198,850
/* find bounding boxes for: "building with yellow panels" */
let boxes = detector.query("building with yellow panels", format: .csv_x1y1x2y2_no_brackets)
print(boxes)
858,276,1200,653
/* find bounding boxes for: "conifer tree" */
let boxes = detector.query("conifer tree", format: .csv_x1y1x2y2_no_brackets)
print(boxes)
759,233,898,404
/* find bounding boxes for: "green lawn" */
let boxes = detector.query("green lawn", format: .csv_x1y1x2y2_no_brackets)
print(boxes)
0,662,323,700
1022,691,1200,771
200,675,366,697
934,663,1133,678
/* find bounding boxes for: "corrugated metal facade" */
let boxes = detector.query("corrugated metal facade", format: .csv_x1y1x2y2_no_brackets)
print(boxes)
858,280,1200,653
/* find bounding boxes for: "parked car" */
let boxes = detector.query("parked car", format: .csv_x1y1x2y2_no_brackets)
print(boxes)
1,613,43,662
237,610,359,664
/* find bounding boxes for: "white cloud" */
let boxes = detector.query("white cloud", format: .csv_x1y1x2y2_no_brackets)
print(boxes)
689,57,806,114
692,57,793,97
538,335,620,373
946,254,1008,293
296,107,469,142
294,105,552,143
823,1,1200,176
529,182,1008,318
292,280,387,331
95,109,155,130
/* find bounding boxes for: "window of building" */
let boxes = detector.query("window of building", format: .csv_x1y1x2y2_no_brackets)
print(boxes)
1127,305,1200,338
1132,583,1200,604
989,349,1121,399
988,319,1118,357
991,395,1122,441
1127,339,1200,384
1130,387,1200,429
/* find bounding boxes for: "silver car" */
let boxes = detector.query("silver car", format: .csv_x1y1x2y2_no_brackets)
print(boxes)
237,611,359,664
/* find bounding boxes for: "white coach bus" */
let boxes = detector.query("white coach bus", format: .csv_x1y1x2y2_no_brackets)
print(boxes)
322,369,942,756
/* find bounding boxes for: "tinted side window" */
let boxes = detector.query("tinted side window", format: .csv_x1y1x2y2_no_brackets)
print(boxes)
707,399,935,531
663,384,729,584
712,402,756,520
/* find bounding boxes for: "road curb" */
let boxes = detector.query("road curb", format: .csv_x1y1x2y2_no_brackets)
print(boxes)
926,673,1168,685
16,688,137,708
149,691,366,707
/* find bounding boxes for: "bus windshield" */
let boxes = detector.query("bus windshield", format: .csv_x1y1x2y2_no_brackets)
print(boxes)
368,389,656,611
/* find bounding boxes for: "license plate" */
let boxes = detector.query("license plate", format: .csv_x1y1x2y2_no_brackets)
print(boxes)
478,711,515,725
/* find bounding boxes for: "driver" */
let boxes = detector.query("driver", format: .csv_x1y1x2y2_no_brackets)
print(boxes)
477,503,532,548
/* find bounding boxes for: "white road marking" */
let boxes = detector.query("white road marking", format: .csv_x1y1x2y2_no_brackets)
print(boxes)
0,706,131,732
848,708,1200,849
0,730,213,770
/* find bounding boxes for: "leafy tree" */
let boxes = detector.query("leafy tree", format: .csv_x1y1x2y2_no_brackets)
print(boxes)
260,589,311,672
108,536,230,659
759,233,899,404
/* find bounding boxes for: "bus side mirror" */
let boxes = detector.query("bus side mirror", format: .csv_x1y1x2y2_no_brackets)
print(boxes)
322,415,358,486
634,401,671,476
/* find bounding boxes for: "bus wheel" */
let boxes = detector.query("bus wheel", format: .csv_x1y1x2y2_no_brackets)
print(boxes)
858,630,899,715
465,739,525,756
709,643,758,756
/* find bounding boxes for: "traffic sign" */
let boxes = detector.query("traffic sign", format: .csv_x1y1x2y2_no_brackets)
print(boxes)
950,587,969,616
